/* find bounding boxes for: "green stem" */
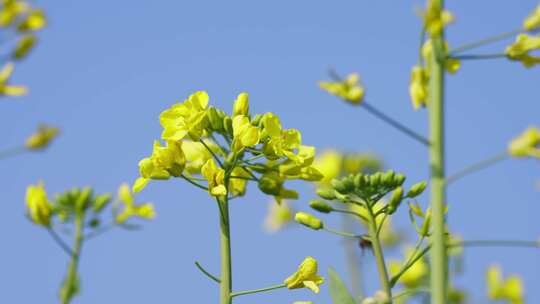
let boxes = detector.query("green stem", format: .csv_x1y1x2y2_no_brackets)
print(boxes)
60,212,84,304
218,196,232,304
195,261,221,283
323,227,363,239
0,145,25,160
449,28,522,55
230,283,286,298
366,202,392,303
427,3,448,302
332,207,367,222
450,53,507,60
181,174,209,191
446,151,508,185
47,227,73,257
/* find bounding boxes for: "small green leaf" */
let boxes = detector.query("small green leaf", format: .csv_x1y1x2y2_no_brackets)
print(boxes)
328,267,356,304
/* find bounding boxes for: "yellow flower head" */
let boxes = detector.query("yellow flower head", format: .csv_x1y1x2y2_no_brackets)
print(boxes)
201,158,227,196
284,256,324,293
508,126,540,158
409,65,429,110
486,265,524,304
134,140,185,192
17,9,46,32
505,34,540,68
25,181,53,226
421,0,454,37
319,73,365,104
0,0,29,27
523,4,540,31
25,124,59,150
182,139,222,175
232,115,260,153
261,113,307,164
263,200,293,233
389,247,428,288
115,183,156,224
232,92,249,116
0,62,27,96
160,91,209,141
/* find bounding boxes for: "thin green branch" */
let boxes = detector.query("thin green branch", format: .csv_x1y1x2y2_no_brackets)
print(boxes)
84,222,116,241
200,139,224,168
446,151,508,185
376,213,389,237
231,283,286,298
393,287,431,300
332,208,368,222
450,53,507,60
181,174,209,191
0,145,25,160
195,261,221,283
449,28,523,55
47,227,73,257
323,227,364,239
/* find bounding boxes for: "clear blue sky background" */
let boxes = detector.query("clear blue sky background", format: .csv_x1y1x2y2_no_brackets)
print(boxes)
1,1,539,303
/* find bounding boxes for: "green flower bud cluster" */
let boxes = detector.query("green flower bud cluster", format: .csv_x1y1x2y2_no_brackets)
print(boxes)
54,187,112,222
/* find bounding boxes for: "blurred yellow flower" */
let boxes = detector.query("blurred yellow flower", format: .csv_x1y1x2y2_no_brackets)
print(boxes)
312,150,342,184
505,34,540,68
409,65,429,110
25,124,59,150
0,62,27,96
263,200,293,233
319,73,365,104
486,265,524,304
421,0,454,37
115,183,156,223
284,256,324,293
389,247,428,289
25,181,53,226
508,126,540,159
523,3,540,31
17,9,46,31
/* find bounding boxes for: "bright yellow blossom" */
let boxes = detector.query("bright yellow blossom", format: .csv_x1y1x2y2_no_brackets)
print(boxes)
421,0,454,37
284,256,324,293
133,140,185,192
319,73,365,104
505,34,540,68
25,181,53,226
115,183,156,223
160,91,209,141
389,247,428,288
232,115,260,153
261,113,303,162
0,62,27,96
25,124,59,150
409,65,429,110
508,126,540,158
263,200,293,233
523,3,540,31
201,158,227,196
486,265,524,304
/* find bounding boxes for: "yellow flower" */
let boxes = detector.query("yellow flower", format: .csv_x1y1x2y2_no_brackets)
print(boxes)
505,34,540,68
232,92,249,116
409,65,429,110
261,113,305,163
508,126,540,158
228,166,249,196
160,91,209,141
422,40,461,74
263,200,293,233
17,9,46,32
133,140,185,192
231,115,260,153
25,181,53,226
0,0,28,27
115,183,156,224
421,0,454,37
523,4,540,31
201,158,227,196
389,247,428,288
0,62,27,96
312,150,342,184
319,73,365,104
486,265,524,304
182,139,222,175
25,124,59,150
284,256,324,293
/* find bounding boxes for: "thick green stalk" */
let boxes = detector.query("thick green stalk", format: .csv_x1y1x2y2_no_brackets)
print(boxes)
428,1,448,303
218,196,232,304
366,204,392,303
60,212,84,304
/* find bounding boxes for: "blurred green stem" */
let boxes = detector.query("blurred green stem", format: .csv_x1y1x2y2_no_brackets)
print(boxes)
0,145,25,160
449,28,522,55
427,1,448,303
366,202,392,303
446,151,508,185
60,212,84,304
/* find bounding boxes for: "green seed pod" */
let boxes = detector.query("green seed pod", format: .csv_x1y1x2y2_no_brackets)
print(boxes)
223,116,233,137
92,193,112,213
394,174,406,186
258,172,283,196
316,187,336,200
387,187,403,214
207,107,224,132
406,181,427,198
309,199,333,213
294,212,323,230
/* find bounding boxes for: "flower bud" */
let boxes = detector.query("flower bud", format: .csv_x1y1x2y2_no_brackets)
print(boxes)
370,172,382,187
92,193,112,213
387,187,403,214
233,92,249,116
331,179,348,193
13,35,36,60
223,116,233,137
251,114,262,126
25,125,60,150
382,170,395,185
353,173,365,189
295,212,323,230
75,187,93,211
316,187,336,200
394,174,406,186
406,181,427,198
309,200,333,213
258,172,283,196
207,106,224,132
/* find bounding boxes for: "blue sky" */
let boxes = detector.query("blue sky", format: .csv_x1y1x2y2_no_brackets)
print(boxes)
1,0,539,303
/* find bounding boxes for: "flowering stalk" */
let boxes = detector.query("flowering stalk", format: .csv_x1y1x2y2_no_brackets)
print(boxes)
427,0,448,302
217,195,232,304
60,212,84,304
